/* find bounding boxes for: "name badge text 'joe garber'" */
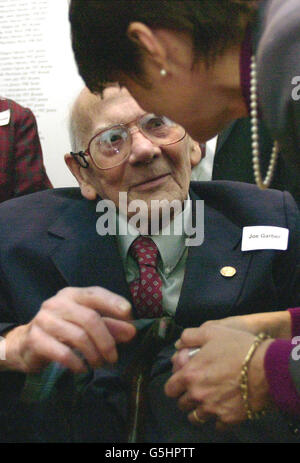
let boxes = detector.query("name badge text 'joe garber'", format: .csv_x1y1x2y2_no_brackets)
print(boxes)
95,193,204,247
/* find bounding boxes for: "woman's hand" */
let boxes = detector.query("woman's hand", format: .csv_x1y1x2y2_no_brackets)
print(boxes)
190,311,292,340
165,323,274,429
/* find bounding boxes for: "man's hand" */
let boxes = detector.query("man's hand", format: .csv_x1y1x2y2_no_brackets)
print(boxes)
1,286,136,373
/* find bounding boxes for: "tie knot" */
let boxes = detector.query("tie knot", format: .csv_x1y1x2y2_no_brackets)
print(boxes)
130,236,159,267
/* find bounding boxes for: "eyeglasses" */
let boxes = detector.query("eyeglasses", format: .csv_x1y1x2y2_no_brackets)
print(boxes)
70,113,186,170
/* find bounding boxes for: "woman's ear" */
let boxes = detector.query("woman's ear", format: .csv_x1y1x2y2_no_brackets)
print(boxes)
64,153,97,200
127,22,167,66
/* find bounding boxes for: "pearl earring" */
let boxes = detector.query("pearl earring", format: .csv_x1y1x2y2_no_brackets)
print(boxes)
160,68,167,77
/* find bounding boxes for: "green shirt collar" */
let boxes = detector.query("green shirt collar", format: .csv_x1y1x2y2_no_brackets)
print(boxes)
117,197,192,273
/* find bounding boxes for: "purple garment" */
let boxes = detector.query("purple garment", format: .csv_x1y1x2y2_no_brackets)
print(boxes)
264,308,300,415
290,307,300,339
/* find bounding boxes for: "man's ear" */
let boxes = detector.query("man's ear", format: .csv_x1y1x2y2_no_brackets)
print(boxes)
64,153,97,200
189,141,202,168
127,22,167,67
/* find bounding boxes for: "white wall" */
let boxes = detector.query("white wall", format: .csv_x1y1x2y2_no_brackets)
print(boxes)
0,0,84,187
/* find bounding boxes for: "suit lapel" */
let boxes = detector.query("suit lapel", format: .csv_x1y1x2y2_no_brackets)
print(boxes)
47,198,132,302
215,121,236,153
175,188,253,327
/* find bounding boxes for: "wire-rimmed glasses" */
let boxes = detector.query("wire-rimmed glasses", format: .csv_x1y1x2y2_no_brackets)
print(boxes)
71,113,186,170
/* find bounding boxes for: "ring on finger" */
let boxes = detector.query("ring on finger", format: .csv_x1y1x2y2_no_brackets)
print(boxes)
192,409,206,424
188,347,201,359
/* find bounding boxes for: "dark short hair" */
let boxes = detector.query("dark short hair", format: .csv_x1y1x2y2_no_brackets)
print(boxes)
69,0,257,94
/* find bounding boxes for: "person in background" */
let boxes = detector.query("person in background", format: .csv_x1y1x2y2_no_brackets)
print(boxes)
0,97,52,202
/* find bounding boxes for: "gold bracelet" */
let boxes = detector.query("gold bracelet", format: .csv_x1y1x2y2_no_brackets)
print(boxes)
240,332,271,420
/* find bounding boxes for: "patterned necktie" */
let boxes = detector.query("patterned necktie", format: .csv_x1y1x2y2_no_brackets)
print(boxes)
129,236,163,318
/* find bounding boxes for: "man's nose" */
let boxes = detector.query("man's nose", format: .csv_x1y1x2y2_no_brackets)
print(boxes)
128,130,160,164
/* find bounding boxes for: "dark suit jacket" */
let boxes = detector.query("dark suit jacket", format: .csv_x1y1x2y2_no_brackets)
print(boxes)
212,0,300,207
213,118,300,207
0,98,52,203
257,0,300,173
0,182,299,442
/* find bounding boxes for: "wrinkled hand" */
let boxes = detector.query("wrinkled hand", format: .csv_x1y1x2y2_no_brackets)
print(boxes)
165,322,273,429
200,311,292,339
3,286,136,373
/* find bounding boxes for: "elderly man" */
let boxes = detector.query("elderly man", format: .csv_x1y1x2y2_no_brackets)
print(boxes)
0,87,299,443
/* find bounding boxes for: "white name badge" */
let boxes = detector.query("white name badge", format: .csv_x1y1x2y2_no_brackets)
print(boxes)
242,226,289,251
0,109,10,126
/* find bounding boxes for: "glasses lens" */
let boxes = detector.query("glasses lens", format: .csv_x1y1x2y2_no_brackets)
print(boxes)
89,126,130,168
139,114,185,145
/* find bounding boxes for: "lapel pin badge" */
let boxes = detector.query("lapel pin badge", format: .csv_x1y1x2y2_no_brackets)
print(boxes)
220,266,237,278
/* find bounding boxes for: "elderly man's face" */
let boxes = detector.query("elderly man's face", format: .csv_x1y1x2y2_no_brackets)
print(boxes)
71,87,201,220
